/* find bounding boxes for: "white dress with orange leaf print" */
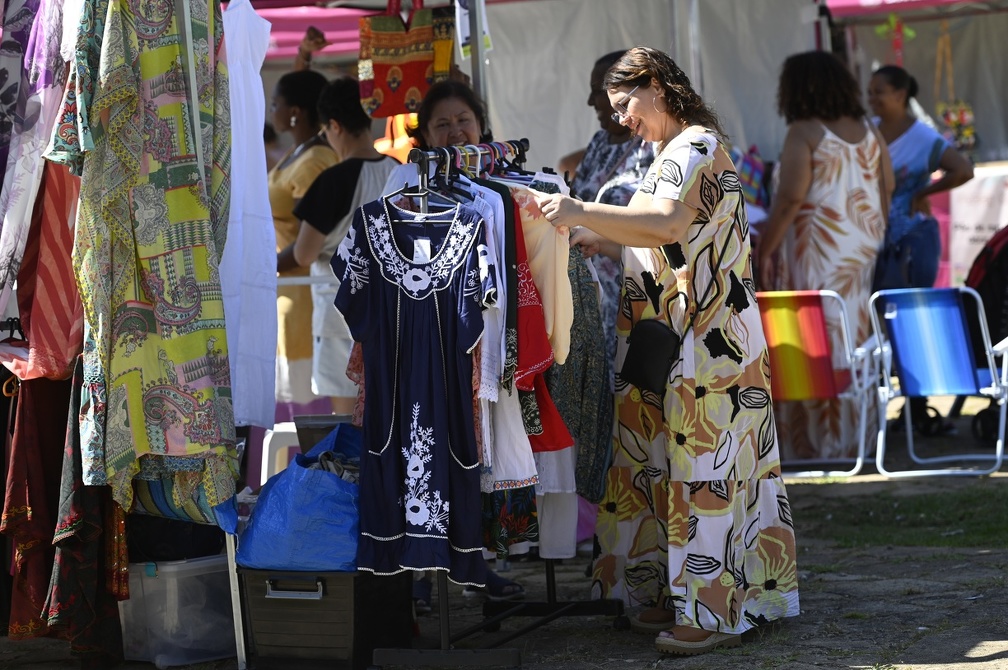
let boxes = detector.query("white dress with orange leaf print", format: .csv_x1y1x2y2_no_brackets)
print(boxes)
766,121,885,462
592,128,799,633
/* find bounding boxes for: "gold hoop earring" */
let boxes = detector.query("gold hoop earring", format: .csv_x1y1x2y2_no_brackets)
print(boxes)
653,96,669,114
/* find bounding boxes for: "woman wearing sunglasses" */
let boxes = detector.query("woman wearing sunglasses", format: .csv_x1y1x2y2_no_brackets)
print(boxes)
533,46,798,656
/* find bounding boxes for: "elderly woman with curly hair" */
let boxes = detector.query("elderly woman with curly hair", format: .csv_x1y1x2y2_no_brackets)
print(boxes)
757,51,894,465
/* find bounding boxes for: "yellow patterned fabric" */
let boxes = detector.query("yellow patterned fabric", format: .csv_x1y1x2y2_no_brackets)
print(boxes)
59,0,237,514
591,128,799,634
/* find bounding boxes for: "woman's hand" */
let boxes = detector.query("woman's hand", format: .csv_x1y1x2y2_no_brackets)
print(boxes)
569,226,603,257
532,191,583,236
910,192,932,217
300,26,330,57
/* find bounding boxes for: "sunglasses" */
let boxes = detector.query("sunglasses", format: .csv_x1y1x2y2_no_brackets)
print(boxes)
610,85,640,124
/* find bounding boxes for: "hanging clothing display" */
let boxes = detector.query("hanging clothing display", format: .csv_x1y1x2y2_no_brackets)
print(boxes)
0,0,67,317
352,144,603,568
44,357,127,664
333,197,494,584
45,0,237,515
544,246,611,504
3,161,83,381
220,0,277,428
0,375,72,639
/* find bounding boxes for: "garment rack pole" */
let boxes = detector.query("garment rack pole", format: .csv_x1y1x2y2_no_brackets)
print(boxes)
472,559,626,646
405,138,530,178
375,137,625,665
372,142,526,669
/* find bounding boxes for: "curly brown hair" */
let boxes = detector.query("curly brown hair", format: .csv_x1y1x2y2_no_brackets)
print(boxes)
602,46,726,139
777,51,865,123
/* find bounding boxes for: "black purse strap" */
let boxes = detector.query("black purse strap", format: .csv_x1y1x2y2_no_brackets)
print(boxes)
666,222,734,343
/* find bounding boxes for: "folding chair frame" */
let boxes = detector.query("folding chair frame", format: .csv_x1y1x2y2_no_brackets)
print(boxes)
869,287,1008,478
757,289,878,478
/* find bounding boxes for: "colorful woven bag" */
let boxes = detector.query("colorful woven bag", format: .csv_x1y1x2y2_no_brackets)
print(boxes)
359,0,437,118
736,144,768,207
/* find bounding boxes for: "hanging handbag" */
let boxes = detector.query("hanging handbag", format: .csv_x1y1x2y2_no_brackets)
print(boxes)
620,232,733,396
358,0,436,118
735,145,768,208
934,19,976,152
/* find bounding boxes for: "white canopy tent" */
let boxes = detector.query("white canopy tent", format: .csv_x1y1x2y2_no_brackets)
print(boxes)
481,0,818,167
262,0,819,166
830,0,1008,162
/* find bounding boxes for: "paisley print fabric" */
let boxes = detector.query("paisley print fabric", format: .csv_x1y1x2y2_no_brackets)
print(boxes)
765,123,885,462
570,132,656,390
591,128,799,634
52,0,237,516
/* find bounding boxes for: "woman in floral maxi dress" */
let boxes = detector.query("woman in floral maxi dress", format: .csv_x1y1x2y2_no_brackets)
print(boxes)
757,51,892,463
534,47,799,656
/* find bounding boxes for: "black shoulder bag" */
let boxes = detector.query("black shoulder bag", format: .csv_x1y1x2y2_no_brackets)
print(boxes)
620,230,733,396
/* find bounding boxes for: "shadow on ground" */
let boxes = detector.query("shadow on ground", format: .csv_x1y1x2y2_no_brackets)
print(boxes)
2,397,1006,669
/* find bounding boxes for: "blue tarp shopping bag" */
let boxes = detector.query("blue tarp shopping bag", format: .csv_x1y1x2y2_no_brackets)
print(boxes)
236,423,361,571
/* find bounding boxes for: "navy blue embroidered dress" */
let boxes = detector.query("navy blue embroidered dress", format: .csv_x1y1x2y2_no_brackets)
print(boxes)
333,198,494,585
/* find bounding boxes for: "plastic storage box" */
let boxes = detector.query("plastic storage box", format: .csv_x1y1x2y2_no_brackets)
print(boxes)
119,554,237,669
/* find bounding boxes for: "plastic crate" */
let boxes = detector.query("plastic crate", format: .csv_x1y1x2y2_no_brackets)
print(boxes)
119,554,236,669
239,569,411,669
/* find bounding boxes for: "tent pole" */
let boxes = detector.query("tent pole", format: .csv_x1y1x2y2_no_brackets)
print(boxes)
687,0,703,95
469,0,488,105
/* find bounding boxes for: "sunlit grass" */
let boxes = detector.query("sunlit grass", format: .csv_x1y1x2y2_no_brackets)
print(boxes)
792,479,1008,548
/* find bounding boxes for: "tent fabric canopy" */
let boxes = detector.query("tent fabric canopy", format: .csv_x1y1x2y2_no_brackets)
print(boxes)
826,0,1005,18
253,6,376,60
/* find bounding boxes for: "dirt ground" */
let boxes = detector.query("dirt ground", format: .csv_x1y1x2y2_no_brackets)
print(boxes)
2,399,1007,670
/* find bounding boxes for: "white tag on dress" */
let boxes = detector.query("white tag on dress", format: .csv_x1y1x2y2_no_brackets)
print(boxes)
413,238,432,264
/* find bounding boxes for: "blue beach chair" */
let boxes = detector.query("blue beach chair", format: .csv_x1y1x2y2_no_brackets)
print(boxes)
869,287,1008,477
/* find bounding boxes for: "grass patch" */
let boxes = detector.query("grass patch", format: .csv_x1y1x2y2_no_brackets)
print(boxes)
794,482,1008,548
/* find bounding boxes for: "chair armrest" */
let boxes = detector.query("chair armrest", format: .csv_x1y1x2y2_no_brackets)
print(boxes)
993,335,1008,356
854,334,881,358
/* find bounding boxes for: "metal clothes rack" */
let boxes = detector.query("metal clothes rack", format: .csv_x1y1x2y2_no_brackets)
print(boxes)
371,141,525,670
374,141,625,668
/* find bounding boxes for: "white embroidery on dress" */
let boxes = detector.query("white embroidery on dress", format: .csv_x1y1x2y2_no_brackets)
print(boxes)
366,201,479,300
336,222,369,294
402,403,449,534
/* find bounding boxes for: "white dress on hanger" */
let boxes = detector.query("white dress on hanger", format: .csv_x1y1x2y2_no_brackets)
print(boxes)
220,0,277,428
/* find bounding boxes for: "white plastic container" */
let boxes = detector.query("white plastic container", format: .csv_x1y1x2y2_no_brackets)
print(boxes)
118,554,236,669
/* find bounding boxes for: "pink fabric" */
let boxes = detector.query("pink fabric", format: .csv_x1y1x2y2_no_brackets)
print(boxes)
252,7,377,60
931,189,951,288
576,495,597,545
826,0,963,18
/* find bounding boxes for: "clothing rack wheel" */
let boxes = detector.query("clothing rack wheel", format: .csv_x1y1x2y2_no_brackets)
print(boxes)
371,571,522,668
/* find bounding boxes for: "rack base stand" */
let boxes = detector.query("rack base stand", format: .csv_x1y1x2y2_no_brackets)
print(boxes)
475,559,626,647
372,648,520,668
371,572,522,669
